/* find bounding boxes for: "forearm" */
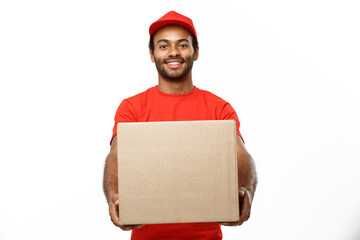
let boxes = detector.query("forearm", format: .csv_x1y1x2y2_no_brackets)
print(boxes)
237,153,257,199
103,153,118,202
236,136,257,199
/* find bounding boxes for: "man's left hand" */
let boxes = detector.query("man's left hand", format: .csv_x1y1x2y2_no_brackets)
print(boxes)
219,187,252,226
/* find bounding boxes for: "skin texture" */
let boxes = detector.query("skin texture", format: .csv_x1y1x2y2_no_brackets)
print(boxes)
103,25,257,230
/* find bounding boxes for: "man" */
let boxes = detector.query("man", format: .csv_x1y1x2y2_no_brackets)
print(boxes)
103,11,257,240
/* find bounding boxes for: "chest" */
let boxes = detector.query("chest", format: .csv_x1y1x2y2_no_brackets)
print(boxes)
139,97,216,122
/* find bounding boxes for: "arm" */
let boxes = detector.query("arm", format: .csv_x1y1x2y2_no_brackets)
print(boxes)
103,136,143,231
236,135,257,224
221,135,258,226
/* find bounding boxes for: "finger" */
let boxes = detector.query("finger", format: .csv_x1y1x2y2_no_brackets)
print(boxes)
239,188,245,197
121,224,144,231
239,191,251,225
219,222,240,226
132,224,144,230
120,225,132,231
109,202,122,228
219,222,230,226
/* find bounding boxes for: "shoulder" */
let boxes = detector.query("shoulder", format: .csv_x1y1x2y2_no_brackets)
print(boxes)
124,86,156,103
115,86,155,115
197,87,229,105
197,87,238,118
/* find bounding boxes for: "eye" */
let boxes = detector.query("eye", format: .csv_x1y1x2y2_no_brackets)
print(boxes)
159,45,168,49
179,44,188,48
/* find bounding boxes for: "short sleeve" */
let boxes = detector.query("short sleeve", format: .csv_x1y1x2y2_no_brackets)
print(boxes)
220,103,244,143
110,99,138,144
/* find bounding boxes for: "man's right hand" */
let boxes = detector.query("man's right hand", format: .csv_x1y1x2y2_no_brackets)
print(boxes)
108,193,144,231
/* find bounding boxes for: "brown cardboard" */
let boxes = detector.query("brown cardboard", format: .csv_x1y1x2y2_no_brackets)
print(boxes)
117,120,239,225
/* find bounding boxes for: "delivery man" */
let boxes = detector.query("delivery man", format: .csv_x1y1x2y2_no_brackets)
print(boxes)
103,11,258,240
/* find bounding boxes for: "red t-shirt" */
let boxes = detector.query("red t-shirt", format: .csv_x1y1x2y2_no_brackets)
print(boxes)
111,86,243,240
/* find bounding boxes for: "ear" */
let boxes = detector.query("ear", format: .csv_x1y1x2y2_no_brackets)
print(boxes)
194,46,199,61
149,49,155,63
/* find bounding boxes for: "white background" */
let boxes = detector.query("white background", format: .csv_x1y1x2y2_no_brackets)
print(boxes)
1,0,359,239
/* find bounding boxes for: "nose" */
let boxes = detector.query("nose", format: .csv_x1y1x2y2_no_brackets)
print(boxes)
168,45,180,57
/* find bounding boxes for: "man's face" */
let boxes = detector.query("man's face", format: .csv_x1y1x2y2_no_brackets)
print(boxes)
150,25,199,82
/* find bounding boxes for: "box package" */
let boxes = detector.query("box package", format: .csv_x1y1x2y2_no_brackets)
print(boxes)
117,120,239,225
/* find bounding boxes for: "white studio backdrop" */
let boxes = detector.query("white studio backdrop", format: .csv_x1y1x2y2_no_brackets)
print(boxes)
1,1,359,239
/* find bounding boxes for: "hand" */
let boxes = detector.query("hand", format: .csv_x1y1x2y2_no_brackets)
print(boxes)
219,187,252,226
108,194,144,231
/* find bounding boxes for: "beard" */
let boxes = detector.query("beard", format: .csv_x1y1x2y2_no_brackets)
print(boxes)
154,55,195,82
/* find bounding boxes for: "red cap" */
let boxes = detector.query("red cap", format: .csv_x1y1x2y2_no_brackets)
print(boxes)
149,11,198,41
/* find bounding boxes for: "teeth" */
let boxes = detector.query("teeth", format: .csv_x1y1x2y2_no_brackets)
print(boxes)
168,62,180,65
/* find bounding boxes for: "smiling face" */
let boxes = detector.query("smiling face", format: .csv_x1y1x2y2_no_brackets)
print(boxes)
150,25,199,82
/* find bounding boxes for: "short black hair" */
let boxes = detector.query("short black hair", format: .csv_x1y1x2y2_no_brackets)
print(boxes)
148,33,198,53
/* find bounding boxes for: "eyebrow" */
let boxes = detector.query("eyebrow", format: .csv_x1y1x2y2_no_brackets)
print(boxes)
156,39,190,45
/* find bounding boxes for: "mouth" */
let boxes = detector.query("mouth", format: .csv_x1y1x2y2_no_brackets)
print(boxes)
164,58,185,69
166,61,182,68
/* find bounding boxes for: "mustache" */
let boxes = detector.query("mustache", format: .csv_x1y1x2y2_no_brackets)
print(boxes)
163,57,186,63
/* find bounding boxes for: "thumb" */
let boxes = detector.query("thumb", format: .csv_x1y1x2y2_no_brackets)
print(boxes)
239,188,246,197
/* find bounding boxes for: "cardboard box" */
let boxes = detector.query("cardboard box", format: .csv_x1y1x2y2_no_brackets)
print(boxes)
117,120,239,225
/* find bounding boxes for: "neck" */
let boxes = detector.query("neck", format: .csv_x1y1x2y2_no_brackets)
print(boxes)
157,75,194,95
